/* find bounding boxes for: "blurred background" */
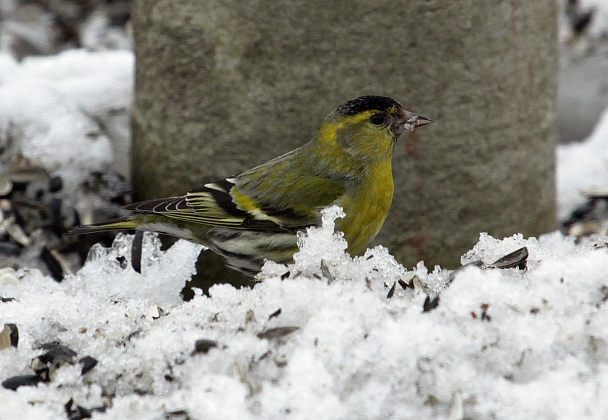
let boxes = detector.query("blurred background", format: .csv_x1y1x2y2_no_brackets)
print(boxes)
0,0,606,288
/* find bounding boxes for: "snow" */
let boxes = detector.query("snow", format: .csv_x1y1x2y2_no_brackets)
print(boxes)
1,206,608,419
0,49,133,207
74,233,203,305
557,0,608,217
557,105,608,219
579,0,608,37
0,45,608,418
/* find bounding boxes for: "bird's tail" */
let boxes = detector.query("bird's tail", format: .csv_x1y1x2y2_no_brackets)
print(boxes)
66,218,139,236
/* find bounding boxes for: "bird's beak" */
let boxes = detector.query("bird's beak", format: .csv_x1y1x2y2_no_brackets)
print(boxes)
395,109,433,135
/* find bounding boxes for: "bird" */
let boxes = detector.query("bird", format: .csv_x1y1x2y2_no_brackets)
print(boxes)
68,96,432,275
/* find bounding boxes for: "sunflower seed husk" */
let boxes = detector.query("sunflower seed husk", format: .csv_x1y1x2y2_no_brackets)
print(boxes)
0,323,18,349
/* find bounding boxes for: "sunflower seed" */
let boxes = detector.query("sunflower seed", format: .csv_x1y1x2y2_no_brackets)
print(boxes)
193,339,218,355
257,326,299,340
0,177,12,196
268,308,282,320
79,356,98,375
40,247,64,281
0,268,19,286
2,374,43,390
0,323,18,349
423,296,440,312
387,282,396,299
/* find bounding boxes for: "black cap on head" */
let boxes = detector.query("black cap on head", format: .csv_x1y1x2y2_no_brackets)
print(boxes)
335,96,402,116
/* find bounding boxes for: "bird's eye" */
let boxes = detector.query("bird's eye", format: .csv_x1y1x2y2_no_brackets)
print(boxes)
370,114,385,125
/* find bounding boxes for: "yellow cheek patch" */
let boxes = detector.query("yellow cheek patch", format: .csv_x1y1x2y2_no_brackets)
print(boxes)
318,109,391,145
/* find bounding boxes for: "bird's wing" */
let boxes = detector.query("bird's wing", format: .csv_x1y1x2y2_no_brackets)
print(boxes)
124,178,252,229
124,175,344,232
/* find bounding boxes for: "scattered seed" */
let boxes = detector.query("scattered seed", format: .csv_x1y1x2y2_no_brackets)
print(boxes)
398,279,413,290
131,231,143,273
321,260,333,283
32,343,78,378
245,309,256,325
79,356,98,375
193,339,218,355
257,326,299,340
582,187,608,199
40,246,64,281
6,164,49,184
386,282,396,299
116,255,128,269
0,268,19,286
64,398,105,420
49,198,63,237
0,323,18,349
601,285,608,304
0,242,21,256
479,304,491,321
0,177,12,196
269,308,282,320
146,304,165,320
447,261,483,285
488,247,529,270
449,390,464,420
5,217,29,246
2,374,43,390
48,176,63,193
164,409,191,420
423,296,440,312
274,354,288,367
64,399,88,420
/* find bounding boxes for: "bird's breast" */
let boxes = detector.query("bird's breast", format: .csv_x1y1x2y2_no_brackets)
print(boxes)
336,159,394,255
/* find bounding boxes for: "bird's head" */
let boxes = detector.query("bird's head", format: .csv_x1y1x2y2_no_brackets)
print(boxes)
317,96,432,164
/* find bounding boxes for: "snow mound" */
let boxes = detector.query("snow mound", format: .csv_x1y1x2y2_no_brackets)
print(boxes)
0,49,134,203
557,104,608,219
2,207,608,419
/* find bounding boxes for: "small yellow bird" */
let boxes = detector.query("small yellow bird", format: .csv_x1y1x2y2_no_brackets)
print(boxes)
69,96,431,275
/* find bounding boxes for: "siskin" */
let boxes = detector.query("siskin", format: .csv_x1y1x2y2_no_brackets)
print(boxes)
69,96,432,275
